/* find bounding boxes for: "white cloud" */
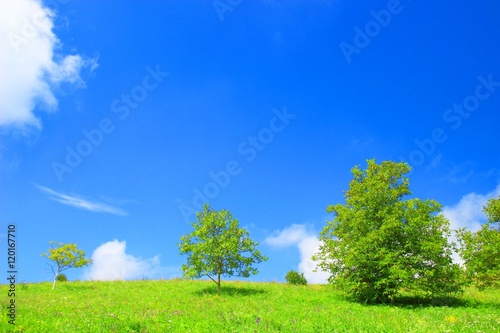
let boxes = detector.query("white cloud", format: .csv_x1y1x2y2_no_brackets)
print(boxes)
442,182,500,263
34,184,127,216
83,240,178,281
265,224,329,284
443,183,500,232
0,0,98,130
265,224,309,247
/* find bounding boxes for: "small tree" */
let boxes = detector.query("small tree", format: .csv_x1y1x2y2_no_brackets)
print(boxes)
314,159,462,303
179,204,267,292
42,241,92,290
457,196,500,289
285,270,307,285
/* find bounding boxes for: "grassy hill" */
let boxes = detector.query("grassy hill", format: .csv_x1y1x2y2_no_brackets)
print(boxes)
2,279,500,332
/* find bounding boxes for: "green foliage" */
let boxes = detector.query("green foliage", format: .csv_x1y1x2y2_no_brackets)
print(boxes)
56,273,68,282
42,241,92,290
457,196,500,289
2,280,499,333
285,270,307,285
314,159,463,303
484,196,500,224
179,203,267,292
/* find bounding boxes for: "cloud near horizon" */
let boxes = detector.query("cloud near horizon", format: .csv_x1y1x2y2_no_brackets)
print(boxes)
82,240,179,281
264,184,500,279
442,183,500,232
0,0,98,131
35,184,127,216
442,182,500,263
265,224,329,284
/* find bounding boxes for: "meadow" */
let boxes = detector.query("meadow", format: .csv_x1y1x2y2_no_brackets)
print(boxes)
2,279,500,332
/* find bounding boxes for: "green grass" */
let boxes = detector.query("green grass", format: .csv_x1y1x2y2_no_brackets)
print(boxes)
2,279,500,332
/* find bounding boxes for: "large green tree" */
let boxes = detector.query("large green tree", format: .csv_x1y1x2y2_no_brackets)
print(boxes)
457,195,500,289
179,204,267,292
42,241,92,290
314,159,462,303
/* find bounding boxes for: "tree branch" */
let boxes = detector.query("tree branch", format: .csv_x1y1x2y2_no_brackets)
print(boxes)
206,274,218,285
44,260,56,276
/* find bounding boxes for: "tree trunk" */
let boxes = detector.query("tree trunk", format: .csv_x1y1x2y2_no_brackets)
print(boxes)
52,273,58,290
217,272,221,293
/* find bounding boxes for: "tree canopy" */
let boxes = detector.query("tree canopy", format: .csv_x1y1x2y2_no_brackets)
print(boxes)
457,196,500,289
484,196,500,224
42,241,92,290
179,204,267,292
314,159,462,303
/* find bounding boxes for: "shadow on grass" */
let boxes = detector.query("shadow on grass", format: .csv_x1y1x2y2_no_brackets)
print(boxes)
388,295,469,308
56,283,98,291
195,286,267,297
338,291,478,308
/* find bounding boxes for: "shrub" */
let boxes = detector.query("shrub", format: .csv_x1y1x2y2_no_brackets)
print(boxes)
286,270,307,285
56,274,68,282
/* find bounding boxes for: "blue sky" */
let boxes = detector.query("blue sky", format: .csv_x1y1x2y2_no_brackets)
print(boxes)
1,0,499,284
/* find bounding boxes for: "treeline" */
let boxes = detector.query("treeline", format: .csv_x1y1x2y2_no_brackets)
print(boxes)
43,159,500,303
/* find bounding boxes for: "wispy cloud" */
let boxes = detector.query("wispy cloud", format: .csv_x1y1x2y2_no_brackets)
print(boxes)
265,224,329,284
34,184,127,216
82,240,180,280
350,136,375,149
427,153,442,170
435,160,500,184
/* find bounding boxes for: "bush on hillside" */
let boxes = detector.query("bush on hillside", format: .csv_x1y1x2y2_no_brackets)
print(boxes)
56,274,68,282
286,270,307,285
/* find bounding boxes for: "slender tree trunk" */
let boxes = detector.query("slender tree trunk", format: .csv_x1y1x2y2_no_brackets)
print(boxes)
217,260,222,293
52,273,58,290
